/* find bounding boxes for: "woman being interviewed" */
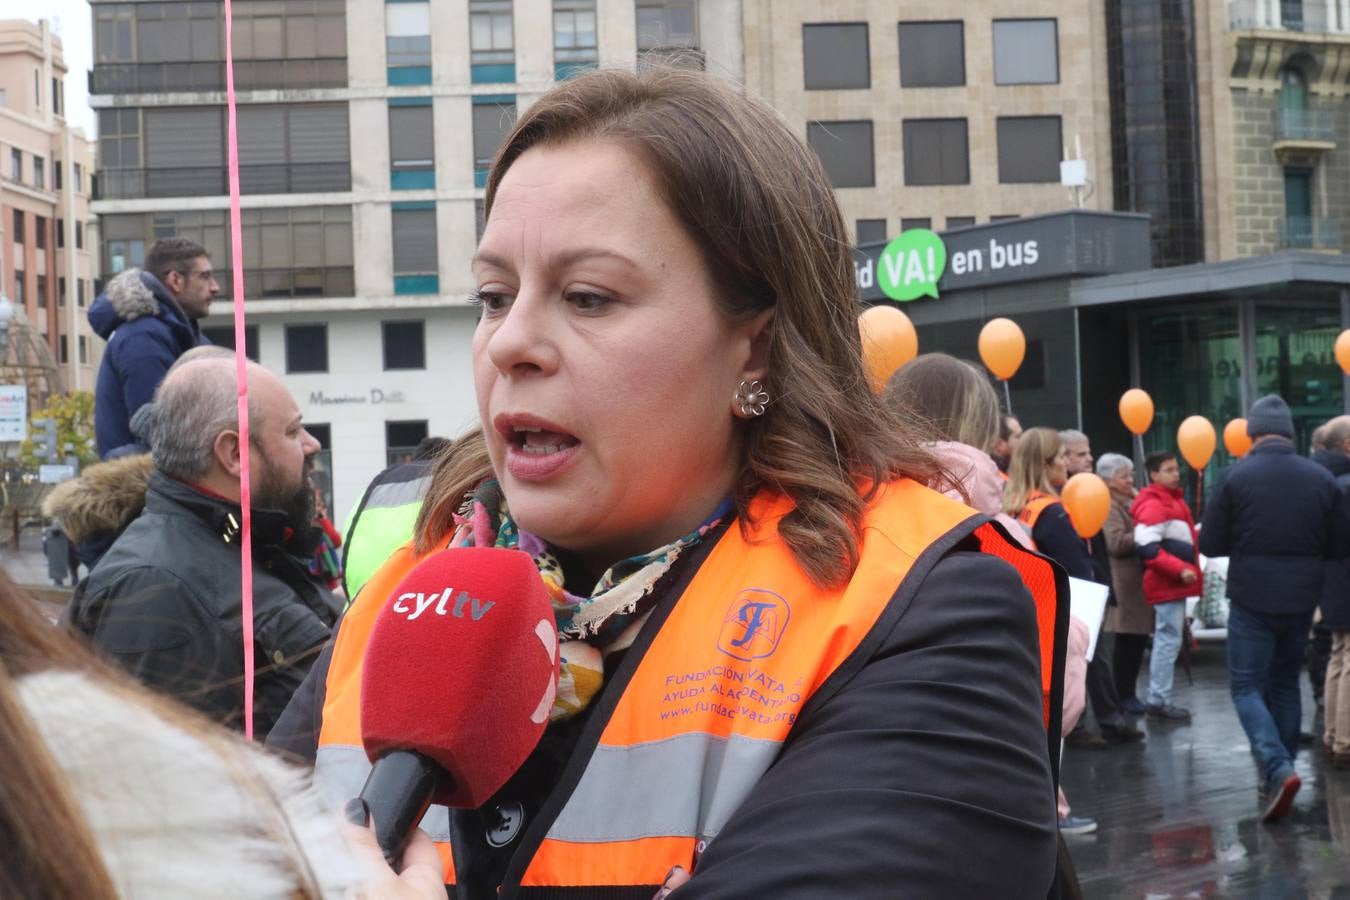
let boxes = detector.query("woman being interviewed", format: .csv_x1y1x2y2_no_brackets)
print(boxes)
1004,428,1093,581
278,67,1065,898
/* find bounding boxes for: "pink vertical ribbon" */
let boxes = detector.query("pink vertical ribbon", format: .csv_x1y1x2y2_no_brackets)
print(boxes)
223,0,256,740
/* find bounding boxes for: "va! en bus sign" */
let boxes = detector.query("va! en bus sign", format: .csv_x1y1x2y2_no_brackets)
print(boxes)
855,230,1042,302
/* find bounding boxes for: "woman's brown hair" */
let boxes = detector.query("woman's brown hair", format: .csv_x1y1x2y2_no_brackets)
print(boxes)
416,67,944,587
1003,427,1064,516
882,354,1001,454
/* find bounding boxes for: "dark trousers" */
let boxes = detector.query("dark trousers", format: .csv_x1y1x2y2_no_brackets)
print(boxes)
1086,652,1126,730
1227,603,1313,782
1113,633,1149,702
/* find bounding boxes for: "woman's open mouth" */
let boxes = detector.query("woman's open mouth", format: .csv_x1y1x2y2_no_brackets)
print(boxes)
497,416,583,481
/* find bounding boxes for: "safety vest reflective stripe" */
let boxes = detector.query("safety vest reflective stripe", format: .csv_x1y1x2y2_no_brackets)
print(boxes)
365,474,433,509
546,732,782,842
314,743,454,842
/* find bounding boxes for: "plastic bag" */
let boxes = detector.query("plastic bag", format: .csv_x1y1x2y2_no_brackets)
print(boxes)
1195,556,1230,628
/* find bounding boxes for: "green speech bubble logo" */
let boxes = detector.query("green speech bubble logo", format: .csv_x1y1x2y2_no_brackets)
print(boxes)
877,230,948,302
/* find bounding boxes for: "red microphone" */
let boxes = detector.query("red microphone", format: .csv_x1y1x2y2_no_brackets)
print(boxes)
357,547,559,864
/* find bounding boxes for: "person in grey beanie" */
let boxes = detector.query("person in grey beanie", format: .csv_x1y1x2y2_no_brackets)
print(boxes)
1200,395,1345,822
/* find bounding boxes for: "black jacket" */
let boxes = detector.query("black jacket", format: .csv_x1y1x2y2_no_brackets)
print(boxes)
68,474,340,737
1199,439,1341,616
271,529,1063,899
1313,449,1350,631
1031,503,1094,581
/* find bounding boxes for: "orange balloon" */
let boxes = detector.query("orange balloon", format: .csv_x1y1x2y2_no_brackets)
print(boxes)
1062,473,1111,539
978,318,1026,381
1337,329,1350,376
1119,389,1154,436
860,305,919,393
1177,416,1217,470
1223,419,1253,458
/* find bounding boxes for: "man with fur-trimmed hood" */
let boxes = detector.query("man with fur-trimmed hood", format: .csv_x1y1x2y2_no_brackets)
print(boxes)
88,238,218,457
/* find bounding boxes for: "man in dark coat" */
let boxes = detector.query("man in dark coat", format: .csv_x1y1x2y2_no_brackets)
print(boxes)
1315,415,1350,766
89,238,218,457
1200,395,1342,822
68,357,338,739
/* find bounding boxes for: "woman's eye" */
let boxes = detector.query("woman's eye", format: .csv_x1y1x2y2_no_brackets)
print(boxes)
566,291,608,312
468,289,511,313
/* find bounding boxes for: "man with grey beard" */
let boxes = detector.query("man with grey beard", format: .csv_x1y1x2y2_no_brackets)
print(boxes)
69,357,339,738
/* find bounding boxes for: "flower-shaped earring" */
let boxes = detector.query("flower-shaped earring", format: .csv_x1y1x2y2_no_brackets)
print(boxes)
735,380,769,417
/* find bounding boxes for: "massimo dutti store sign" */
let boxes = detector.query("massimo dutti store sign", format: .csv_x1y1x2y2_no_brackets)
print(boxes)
854,210,1153,303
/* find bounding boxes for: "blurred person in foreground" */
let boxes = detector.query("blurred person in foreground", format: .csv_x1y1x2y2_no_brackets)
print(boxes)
1097,453,1151,714
886,354,1097,837
0,572,443,899
273,67,1066,898
68,357,340,739
1132,451,1200,724
1201,395,1342,821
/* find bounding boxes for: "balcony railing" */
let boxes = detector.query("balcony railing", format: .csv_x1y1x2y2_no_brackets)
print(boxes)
94,163,351,200
1280,216,1342,250
89,57,347,94
1229,0,1350,33
1274,107,1337,141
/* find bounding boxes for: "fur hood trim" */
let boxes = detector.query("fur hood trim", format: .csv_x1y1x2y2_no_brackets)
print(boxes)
42,455,155,543
18,671,373,898
105,268,160,322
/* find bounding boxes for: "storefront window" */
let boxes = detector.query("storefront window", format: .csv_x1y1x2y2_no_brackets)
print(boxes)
1137,305,1243,501
1253,303,1343,449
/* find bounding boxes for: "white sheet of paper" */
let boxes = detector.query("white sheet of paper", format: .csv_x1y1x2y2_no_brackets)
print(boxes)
1067,576,1111,662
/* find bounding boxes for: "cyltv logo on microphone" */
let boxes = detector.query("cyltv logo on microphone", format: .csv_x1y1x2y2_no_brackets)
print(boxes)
391,588,495,621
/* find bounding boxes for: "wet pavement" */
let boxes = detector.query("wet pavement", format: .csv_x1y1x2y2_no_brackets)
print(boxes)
1063,642,1350,898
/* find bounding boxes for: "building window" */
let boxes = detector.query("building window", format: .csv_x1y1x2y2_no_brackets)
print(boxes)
997,116,1062,183
473,97,517,187
74,162,83,192
78,335,89,365
60,335,69,364
36,275,47,309
98,109,141,196
637,0,697,50
475,198,487,242
990,214,1020,222
201,324,261,361
803,23,869,90
856,218,887,245
389,102,435,190
383,320,427,370
902,119,969,186
946,216,976,228
53,158,62,190
75,220,84,249
898,21,964,87
35,215,46,250
901,218,932,232
56,217,64,248
10,148,20,182
392,205,439,295
992,19,1059,85
553,0,598,78
33,156,44,190
12,273,22,306
285,324,329,374
470,0,515,82
386,420,429,465
386,2,432,84
806,120,874,188
12,210,23,244
77,279,86,307
58,277,66,307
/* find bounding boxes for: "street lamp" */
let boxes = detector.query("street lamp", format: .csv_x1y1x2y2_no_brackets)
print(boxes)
0,292,12,360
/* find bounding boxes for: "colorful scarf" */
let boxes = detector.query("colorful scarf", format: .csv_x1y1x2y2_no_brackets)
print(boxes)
450,480,730,721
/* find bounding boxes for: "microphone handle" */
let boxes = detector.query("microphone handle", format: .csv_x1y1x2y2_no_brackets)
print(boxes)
358,749,442,867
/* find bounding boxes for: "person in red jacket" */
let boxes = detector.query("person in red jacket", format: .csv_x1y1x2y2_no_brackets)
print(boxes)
1131,451,1202,722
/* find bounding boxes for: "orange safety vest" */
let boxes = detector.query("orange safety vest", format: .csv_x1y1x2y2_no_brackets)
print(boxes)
1017,490,1061,538
315,480,1066,893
